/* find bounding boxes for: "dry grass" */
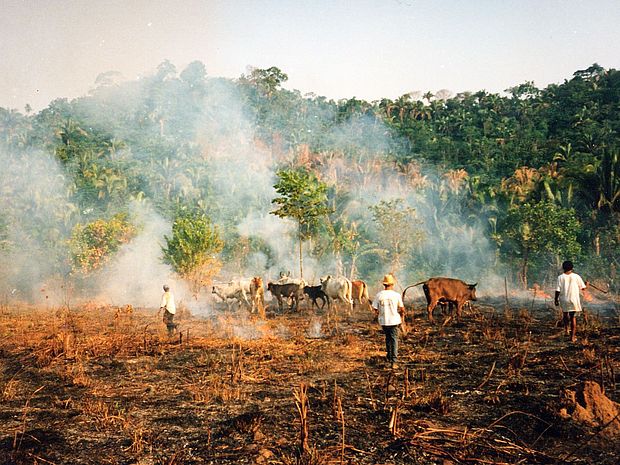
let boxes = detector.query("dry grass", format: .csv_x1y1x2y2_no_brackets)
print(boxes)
0,300,618,465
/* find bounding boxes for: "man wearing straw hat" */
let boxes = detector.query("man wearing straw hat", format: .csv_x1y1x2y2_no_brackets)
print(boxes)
372,273,405,369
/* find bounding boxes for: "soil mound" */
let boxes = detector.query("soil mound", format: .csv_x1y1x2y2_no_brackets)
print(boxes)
560,381,620,438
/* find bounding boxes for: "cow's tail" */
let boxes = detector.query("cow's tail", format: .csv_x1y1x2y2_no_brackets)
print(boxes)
401,281,426,302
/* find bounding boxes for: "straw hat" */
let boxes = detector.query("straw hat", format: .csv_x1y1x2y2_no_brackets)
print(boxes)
382,274,395,286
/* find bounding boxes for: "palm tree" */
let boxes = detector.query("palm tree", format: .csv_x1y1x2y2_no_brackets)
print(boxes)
596,148,620,213
500,167,541,205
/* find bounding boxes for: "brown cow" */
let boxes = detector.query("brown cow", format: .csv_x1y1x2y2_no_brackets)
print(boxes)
351,280,370,309
250,277,265,318
403,277,477,323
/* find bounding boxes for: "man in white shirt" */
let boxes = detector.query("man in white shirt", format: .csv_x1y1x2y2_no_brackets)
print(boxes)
372,274,405,369
159,284,177,336
554,260,587,343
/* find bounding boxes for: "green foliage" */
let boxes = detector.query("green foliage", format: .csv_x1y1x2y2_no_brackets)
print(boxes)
271,169,332,238
498,201,581,287
241,66,289,98
2,60,620,290
161,209,224,295
370,199,424,273
271,168,331,277
69,213,135,273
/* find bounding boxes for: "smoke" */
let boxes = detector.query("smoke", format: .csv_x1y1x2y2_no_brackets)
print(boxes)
92,201,192,308
0,62,504,310
306,317,324,338
0,146,75,303
309,114,500,295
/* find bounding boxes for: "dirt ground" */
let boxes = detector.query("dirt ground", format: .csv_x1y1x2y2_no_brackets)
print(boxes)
0,293,619,465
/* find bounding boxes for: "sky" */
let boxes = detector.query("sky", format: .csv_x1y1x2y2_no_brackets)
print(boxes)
1,0,620,111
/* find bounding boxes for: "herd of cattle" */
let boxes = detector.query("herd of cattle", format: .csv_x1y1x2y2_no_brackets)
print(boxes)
211,274,478,322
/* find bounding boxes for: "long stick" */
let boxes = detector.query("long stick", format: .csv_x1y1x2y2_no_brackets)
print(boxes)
588,282,609,294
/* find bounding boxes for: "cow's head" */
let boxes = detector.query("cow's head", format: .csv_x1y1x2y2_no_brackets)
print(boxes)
267,282,274,291
252,276,263,288
467,283,478,301
320,275,331,284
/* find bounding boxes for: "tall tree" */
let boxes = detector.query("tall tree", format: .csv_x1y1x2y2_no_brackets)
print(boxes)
162,208,224,297
498,201,581,288
271,169,331,278
370,199,424,274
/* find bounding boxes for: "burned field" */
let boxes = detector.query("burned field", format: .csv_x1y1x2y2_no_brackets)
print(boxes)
1,297,619,465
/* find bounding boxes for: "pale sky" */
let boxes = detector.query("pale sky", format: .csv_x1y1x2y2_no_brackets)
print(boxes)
1,0,619,111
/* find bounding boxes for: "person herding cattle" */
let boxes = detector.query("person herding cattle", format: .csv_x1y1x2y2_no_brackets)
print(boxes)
372,274,405,369
555,260,588,343
159,284,177,336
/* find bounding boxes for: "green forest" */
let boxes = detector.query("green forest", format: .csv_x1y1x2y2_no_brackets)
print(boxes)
0,61,618,300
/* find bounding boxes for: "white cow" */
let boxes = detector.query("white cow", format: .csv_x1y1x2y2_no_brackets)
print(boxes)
320,275,353,314
212,278,263,313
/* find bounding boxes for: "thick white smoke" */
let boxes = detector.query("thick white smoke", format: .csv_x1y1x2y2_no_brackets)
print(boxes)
0,64,504,313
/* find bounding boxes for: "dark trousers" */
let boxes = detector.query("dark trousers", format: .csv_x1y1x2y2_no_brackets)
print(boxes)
163,310,175,335
382,325,399,363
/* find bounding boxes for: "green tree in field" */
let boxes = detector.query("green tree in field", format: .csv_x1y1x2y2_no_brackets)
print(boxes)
498,201,581,288
271,169,331,278
370,198,424,274
162,209,224,297
69,213,135,273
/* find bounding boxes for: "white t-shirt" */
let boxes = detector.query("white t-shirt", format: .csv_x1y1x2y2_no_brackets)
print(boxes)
372,289,403,326
556,272,586,312
160,291,176,314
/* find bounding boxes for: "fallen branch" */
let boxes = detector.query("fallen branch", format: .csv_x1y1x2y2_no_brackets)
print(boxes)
477,361,497,389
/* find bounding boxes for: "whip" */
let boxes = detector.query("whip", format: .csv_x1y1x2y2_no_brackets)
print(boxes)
587,282,609,294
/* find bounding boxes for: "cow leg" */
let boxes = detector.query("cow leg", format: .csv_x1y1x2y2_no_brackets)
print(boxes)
427,301,438,323
456,302,465,323
277,296,283,312
439,300,449,315
341,293,353,316
241,291,252,312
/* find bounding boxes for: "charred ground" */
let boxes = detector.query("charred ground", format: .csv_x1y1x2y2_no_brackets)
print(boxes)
0,295,618,465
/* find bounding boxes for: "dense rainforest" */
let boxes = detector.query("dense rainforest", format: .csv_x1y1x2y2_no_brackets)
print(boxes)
0,61,618,301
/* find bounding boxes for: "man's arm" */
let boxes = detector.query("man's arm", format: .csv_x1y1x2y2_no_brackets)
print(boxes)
554,291,560,306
